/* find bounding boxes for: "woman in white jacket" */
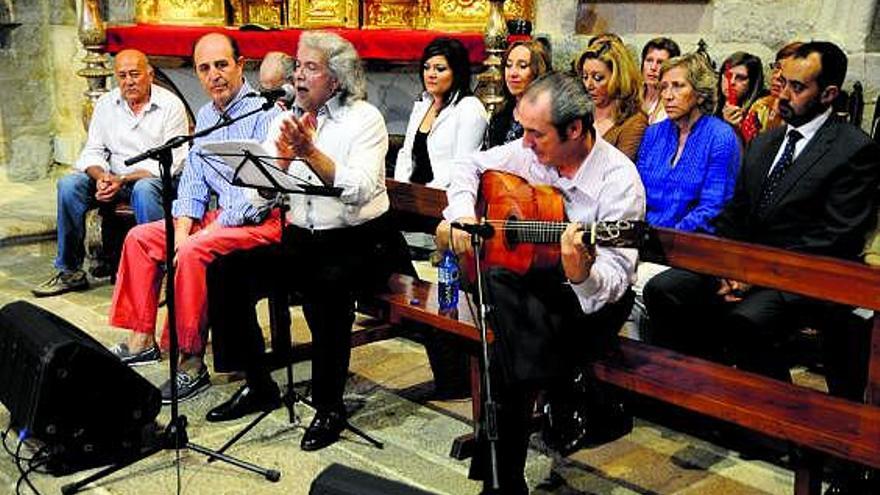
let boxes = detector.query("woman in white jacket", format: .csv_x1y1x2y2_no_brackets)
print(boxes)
394,38,487,400
394,37,488,189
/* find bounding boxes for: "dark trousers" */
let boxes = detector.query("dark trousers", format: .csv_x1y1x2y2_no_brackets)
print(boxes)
471,267,634,493
208,214,414,411
643,268,869,400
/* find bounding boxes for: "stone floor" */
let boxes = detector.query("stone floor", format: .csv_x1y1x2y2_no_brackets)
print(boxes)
0,174,799,494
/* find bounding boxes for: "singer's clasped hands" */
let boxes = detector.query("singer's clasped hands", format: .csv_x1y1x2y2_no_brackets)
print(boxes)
275,112,317,168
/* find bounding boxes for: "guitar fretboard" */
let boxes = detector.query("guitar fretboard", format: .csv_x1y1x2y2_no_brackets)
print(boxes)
493,220,569,244
485,219,645,248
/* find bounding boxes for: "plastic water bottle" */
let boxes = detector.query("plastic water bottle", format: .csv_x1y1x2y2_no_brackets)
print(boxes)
437,249,460,312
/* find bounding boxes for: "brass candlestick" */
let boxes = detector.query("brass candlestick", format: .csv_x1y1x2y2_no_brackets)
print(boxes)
77,0,113,129
475,0,508,115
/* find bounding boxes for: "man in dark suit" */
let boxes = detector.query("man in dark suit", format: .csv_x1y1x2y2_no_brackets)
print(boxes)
643,41,879,493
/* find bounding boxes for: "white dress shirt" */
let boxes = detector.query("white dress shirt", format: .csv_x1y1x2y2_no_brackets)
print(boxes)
76,85,188,177
263,95,389,230
394,94,488,189
445,136,646,314
767,106,832,175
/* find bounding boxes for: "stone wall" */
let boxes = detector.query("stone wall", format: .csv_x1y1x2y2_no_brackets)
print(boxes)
0,0,54,180
0,0,82,180
51,0,87,169
536,0,880,133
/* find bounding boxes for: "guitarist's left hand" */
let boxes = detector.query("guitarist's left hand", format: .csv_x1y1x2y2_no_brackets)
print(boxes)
561,222,595,284
436,218,476,257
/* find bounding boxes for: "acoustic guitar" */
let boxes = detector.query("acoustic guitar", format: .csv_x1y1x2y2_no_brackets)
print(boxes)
459,170,645,280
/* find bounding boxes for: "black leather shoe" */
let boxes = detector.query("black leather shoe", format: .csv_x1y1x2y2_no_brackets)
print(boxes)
206,384,280,423
300,409,346,451
824,467,876,495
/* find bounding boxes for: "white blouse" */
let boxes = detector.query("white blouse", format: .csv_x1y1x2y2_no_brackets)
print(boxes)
394,94,488,189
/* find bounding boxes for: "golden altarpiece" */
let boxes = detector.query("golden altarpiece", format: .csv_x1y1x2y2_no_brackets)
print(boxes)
133,0,533,32
78,0,534,124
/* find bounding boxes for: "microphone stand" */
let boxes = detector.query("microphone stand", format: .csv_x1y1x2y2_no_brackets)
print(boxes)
456,220,501,492
62,100,286,494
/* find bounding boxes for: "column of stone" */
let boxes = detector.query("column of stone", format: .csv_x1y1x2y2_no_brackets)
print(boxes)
0,0,54,180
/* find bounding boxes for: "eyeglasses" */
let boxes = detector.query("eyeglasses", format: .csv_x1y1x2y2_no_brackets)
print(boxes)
292,59,325,77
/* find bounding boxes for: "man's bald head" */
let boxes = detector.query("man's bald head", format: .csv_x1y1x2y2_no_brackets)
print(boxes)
259,51,295,91
114,49,153,109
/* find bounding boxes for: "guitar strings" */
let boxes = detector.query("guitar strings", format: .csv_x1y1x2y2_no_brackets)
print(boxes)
477,219,635,243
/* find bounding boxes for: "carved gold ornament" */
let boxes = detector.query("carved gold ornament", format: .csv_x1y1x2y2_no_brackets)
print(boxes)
290,0,358,28
134,0,531,31
423,0,533,32
136,0,226,25
363,0,417,29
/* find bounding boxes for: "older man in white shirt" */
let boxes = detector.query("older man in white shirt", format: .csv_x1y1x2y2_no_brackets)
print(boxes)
436,72,645,494
204,32,413,452
33,49,188,297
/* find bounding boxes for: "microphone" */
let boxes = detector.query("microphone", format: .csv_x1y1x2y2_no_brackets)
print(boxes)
248,83,295,105
451,221,495,239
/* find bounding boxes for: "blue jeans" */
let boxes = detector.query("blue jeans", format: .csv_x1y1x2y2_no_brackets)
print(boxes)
54,172,168,272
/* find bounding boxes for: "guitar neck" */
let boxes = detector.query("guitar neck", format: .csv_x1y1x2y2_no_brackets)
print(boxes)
499,221,568,244
496,220,644,248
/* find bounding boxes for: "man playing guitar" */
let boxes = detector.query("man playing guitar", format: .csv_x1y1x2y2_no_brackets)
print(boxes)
435,72,645,494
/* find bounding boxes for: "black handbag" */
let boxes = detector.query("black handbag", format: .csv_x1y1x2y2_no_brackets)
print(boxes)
541,367,633,456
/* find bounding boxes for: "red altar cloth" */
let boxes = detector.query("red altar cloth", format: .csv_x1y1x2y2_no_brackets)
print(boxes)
106,25,489,63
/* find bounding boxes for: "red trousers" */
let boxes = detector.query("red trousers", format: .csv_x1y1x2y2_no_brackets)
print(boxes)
109,209,282,355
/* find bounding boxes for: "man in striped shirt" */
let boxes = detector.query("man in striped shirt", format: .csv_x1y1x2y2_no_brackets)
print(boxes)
107,32,283,403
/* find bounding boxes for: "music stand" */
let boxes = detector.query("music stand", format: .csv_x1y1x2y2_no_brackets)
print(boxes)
196,142,385,456
62,103,283,494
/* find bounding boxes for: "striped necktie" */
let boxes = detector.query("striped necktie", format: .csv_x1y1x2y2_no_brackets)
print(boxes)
758,129,803,210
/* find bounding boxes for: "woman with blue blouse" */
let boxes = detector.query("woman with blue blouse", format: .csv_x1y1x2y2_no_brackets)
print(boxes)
636,53,740,233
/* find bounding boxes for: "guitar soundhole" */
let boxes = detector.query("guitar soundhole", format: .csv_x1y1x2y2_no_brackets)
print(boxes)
505,215,520,247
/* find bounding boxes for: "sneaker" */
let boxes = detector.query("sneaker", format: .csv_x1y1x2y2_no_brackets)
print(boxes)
160,368,211,404
110,342,161,366
31,270,89,297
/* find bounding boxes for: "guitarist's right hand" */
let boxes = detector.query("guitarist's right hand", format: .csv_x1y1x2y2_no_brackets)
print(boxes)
435,218,477,257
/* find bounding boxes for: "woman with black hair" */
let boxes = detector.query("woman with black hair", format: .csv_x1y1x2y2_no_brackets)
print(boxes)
393,38,487,399
714,51,766,140
394,37,488,188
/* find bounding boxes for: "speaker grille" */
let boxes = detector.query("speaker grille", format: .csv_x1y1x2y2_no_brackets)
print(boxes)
0,301,161,473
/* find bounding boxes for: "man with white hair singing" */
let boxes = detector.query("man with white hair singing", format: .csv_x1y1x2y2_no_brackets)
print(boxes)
205,31,413,452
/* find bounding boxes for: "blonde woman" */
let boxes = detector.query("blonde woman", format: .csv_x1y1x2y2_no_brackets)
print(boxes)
578,39,648,160
486,39,552,148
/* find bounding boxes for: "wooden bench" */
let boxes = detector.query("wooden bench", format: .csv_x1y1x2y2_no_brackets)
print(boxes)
362,179,880,495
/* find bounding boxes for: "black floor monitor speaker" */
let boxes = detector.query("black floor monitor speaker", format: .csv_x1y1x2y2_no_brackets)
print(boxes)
0,300,161,474
310,463,438,495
